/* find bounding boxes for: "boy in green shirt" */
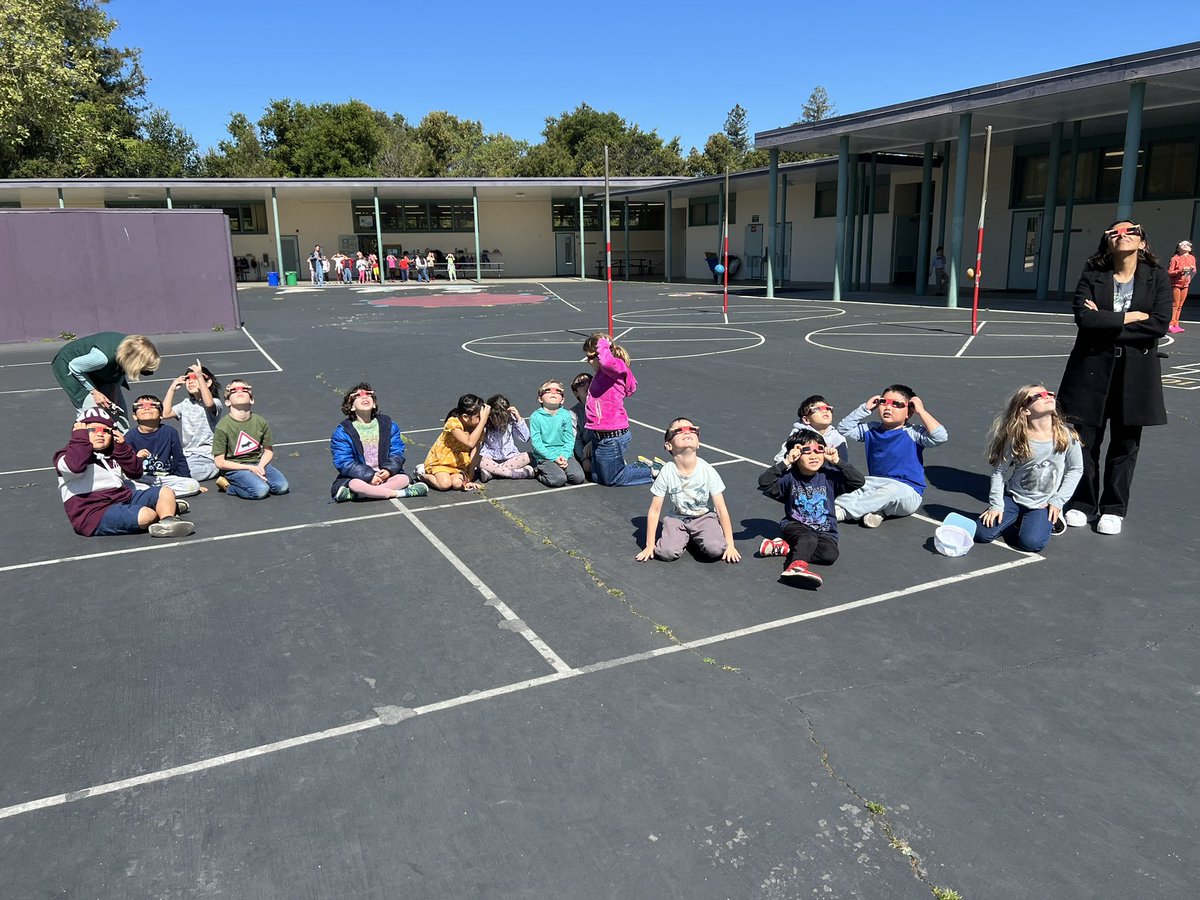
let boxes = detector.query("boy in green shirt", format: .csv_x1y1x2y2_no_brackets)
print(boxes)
212,380,289,499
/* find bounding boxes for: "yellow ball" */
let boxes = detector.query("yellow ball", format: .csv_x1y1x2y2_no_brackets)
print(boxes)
966,267,976,279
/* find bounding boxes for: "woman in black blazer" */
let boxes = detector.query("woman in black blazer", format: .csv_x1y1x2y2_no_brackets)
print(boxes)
1057,219,1171,535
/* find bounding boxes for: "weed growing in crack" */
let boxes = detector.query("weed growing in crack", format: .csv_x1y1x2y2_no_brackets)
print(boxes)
931,889,963,900
865,801,887,815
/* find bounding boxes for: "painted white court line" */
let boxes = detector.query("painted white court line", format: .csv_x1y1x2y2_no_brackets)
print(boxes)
389,498,573,674
0,369,281,397
954,320,986,358
0,553,1041,822
0,349,263,370
241,327,283,372
537,283,582,312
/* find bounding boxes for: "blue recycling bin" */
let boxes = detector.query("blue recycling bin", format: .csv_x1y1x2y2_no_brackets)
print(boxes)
267,271,280,287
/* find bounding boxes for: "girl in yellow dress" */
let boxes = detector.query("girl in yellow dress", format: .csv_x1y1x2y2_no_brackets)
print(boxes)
421,394,490,491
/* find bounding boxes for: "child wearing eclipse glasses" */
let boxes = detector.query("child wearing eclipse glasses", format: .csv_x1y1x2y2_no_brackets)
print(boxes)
212,380,289,499
329,383,427,501
53,408,194,538
773,393,848,465
163,361,222,482
124,394,202,498
757,429,866,586
529,380,587,488
833,384,948,528
635,418,740,564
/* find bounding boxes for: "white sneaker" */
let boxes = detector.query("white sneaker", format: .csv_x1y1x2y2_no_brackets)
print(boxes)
862,512,884,528
1096,514,1123,535
835,505,847,522
1064,509,1088,528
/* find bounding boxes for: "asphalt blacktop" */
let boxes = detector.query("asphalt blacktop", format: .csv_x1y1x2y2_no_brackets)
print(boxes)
0,278,1197,899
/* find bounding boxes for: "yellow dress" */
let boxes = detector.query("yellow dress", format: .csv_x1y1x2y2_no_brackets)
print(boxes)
423,416,475,475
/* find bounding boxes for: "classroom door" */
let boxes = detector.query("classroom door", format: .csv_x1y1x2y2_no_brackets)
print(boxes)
1007,211,1041,290
555,233,576,276
280,235,300,278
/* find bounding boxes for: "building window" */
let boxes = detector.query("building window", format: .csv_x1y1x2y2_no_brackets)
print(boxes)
105,199,267,234
552,199,605,231
689,194,735,226
1097,147,1144,202
355,200,473,233
625,202,665,230
814,181,838,218
1144,139,1198,198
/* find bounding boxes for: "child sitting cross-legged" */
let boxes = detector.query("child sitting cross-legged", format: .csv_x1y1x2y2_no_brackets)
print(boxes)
478,394,535,482
635,418,740,563
212,380,289,499
330,383,427,502
124,394,202,498
54,409,194,538
833,384,948,527
757,430,865,587
529,380,587,488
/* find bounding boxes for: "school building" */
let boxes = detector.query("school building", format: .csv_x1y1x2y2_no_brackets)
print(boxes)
2,42,1199,302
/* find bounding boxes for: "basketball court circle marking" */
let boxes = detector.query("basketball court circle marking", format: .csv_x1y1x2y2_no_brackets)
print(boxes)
463,326,765,363
613,302,845,327
805,318,1077,360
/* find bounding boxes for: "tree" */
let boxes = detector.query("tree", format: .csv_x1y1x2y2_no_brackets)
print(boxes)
199,113,271,177
257,99,389,177
0,0,146,177
686,133,740,177
412,111,485,176
801,86,836,123
374,114,419,177
526,104,686,177
723,104,750,155
118,108,199,177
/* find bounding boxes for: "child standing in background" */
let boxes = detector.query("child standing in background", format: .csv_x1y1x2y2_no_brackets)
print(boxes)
529,380,586,488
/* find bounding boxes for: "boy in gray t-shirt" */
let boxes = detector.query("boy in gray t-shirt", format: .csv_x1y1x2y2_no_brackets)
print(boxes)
635,418,740,563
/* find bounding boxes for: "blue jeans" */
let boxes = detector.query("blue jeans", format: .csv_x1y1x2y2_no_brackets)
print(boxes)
224,464,289,499
590,431,653,487
975,495,1052,552
95,486,162,535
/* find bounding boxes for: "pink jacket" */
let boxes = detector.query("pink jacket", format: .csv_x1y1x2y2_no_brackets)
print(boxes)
1168,253,1195,288
585,338,637,431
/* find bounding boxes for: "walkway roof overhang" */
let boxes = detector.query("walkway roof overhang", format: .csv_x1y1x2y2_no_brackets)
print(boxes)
0,176,687,207
755,42,1200,154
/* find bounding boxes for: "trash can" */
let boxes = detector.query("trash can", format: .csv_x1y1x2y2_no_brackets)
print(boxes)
285,271,298,286
267,271,280,287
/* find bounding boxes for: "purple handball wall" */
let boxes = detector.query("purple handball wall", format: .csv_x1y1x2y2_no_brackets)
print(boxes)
0,208,241,344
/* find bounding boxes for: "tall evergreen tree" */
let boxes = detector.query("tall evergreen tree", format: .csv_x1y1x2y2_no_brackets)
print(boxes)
723,104,750,155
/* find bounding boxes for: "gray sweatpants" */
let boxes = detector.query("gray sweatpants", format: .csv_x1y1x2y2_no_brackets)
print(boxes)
654,512,727,561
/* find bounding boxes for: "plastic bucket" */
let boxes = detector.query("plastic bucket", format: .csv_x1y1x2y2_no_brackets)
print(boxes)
267,271,279,287
285,271,298,286
934,512,978,558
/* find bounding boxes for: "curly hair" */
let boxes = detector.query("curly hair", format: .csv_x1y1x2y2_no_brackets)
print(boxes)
341,382,379,419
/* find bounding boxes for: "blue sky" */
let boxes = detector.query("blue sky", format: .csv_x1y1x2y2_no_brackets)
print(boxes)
110,0,1183,155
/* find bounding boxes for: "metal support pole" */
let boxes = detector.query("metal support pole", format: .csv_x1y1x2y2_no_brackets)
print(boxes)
57,188,64,209
1117,82,1145,221
623,199,630,282
716,185,725,282
665,189,673,283
271,187,283,282
779,173,787,288
854,161,867,290
579,188,586,281
472,187,482,282
373,188,385,283
916,142,934,296
937,140,950,250
1036,122,1063,301
845,158,858,288
833,136,849,301
866,154,877,292
165,187,173,210
765,148,778,297
1058,121,1082,299
948,115,973,308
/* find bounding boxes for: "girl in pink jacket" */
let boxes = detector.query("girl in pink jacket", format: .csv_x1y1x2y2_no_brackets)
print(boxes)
1167,240,1195,333
582,333,660,486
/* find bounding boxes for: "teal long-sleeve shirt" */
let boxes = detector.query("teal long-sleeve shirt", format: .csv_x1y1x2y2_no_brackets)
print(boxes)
529,407,577,462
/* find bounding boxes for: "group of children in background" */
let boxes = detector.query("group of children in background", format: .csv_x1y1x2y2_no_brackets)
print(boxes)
54,332,1085,592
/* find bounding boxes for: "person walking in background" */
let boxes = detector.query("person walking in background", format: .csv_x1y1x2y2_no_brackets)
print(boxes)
932,246,948,295
1058,220,1171,535
309,245,325,286
1167,239,1195,333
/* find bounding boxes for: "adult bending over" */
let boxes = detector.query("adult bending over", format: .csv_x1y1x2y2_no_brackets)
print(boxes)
1058,219,1171,535
51,332,160,429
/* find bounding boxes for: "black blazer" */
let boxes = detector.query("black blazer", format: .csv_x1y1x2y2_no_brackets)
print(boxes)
1057,262,1171,427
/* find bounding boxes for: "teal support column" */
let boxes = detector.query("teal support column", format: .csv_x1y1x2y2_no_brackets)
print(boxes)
373,188,386,283
865,154,877,292
844,158,858,287
916,142,934,296
854,161,867,290
472,188,482,281
1117,82,1145,221
57,188,64,209
1036,123,1063,301
937,140,950,250
779,173,787,288
579,188,586,281
948,114,973,309
765,148,778,297
165,187,173,210
833,136,849,301
623,200,630,281
1058,121,1082,299
665,189,673,283
270,187,283,280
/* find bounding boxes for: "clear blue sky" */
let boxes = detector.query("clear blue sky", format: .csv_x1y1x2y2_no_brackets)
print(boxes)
110,0,1184,154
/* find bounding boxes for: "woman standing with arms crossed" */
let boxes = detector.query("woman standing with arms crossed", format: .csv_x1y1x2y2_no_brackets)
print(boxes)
1058,220,1171,535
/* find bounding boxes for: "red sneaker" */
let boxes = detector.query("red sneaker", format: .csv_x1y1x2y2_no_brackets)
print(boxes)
758,537,790,557
781,560,823,586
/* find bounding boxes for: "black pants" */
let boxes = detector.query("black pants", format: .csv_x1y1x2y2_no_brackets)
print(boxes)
1070,419,1142,517
781,521,840,566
